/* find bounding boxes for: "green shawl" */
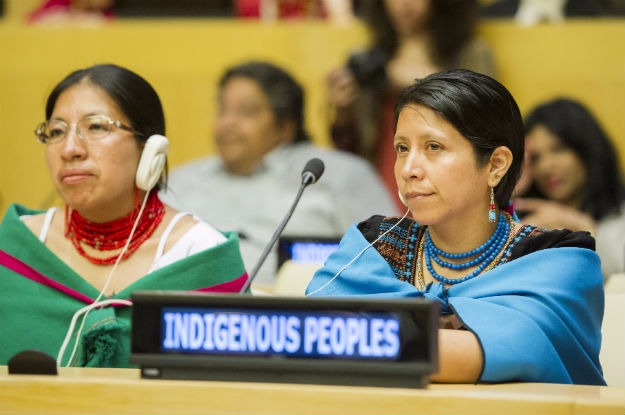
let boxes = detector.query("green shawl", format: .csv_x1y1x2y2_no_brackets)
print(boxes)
0,204,246,367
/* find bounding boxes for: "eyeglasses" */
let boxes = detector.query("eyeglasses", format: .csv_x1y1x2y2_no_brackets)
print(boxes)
34,115,140,144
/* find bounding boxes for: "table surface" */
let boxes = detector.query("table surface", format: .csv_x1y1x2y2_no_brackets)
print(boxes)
1,366,623,415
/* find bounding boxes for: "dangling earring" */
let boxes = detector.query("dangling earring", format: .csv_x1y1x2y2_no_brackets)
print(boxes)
488,187,496,223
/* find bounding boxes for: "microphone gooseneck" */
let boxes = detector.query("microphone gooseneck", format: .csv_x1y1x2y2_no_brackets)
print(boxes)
240,158,325,293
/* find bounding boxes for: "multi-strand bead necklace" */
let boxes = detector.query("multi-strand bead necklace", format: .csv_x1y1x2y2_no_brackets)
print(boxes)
415,212,515,290
64,191,166,265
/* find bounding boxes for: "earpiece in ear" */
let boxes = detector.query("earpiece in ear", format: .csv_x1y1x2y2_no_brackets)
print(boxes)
136,134,169,191
397,190,408,207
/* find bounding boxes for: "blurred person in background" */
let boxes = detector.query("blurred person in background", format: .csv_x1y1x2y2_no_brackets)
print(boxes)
514,97,625,278
326,0,496,209
480,0,625,18
236,0,326,19
235,0,354,23
161,61,398,287
27,0,115,24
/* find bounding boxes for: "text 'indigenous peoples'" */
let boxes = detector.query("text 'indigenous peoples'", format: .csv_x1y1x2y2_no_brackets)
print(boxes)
161,308,401,360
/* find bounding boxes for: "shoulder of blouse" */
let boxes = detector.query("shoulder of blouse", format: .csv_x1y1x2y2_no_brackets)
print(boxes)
508,226,595,261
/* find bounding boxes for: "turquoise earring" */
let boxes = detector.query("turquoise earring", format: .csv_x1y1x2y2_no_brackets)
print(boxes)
489,187,496,222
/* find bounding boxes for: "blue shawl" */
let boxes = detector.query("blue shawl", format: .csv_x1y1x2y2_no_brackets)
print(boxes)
306,223,606,385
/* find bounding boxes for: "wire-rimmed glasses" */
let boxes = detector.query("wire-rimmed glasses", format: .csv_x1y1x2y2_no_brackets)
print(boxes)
35,115,140,144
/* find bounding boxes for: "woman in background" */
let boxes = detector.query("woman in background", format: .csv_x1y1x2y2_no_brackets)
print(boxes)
514,97,625,278
326,0,495,208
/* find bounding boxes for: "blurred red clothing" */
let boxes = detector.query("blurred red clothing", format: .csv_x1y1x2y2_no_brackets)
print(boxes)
236,0,326,19
27,0,114,24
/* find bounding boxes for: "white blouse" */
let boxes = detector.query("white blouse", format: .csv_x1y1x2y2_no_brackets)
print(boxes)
30,207,227,273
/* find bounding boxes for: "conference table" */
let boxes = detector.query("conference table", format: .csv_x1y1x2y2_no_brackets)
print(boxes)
0,366,623,414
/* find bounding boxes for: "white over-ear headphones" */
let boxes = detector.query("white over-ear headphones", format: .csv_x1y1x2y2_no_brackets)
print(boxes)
135,134,169,191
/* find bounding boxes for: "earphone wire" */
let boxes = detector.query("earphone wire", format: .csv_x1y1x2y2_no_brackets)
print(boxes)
306,209,411,297
57,190,150,367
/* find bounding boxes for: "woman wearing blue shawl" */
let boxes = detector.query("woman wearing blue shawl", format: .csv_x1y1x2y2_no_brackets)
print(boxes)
306,69,605,386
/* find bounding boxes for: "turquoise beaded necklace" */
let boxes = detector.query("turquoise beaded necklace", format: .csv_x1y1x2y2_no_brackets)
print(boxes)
423,213,511,285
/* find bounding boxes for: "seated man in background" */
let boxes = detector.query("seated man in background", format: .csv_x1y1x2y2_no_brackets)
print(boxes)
161,61,398,289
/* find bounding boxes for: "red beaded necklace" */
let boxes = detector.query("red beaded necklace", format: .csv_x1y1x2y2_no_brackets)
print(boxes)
64,191,166,265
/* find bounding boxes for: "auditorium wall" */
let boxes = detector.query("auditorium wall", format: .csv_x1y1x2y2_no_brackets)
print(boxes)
0,8,623,216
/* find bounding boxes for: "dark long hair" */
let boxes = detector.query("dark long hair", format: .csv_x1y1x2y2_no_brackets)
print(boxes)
523,98,624,220
362,0,479,68
219,61,309,144
45,63,168,189
394,69,524,209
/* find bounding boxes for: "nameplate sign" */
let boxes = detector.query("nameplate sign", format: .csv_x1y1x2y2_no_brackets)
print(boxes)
131,291,439,388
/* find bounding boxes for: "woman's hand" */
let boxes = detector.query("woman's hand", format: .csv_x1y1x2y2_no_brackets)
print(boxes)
513,197,596,234
326,66,360,125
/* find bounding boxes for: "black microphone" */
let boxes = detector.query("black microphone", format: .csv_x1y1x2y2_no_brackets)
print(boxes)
240,158,325,293
301,157,325,185
8,350,58,375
